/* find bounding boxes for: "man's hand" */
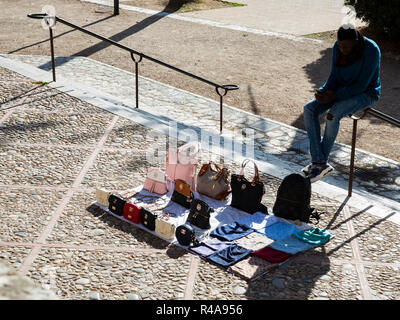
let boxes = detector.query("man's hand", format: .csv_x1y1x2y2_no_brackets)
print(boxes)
315,90,337,104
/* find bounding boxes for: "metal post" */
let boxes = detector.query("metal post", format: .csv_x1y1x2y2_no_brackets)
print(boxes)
130,53,142,109
49,27,56,82
114,0,119,15
348,117,358,197
135,62,139,108
220,95,223,134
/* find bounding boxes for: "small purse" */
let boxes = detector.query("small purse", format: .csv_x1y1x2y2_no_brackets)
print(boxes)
123,202,142,224
175,223,210,246
171,179,194,209
230,159,268,214
143,168,168,195
187,199,213,230
140,208,158,231
196,162,231,200
108,194,127,216
175,224,197,246
96,188,111,207
155,213,176,240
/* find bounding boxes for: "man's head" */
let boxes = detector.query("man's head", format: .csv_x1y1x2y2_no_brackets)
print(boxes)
337,25,359,56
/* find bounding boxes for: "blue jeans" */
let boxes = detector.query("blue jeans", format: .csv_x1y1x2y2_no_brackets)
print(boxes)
303,93,375,164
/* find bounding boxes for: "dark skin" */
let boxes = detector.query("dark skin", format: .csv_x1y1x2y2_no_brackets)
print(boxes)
315,39,357,104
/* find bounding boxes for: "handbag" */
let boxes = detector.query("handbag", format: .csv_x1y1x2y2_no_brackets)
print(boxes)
140,208,157,231
230,159,268,214
171,179,194,209
96,188,111,207
196,162,231,200
108,194,127,216
123,202,142,224
175,224,196,246
155,213,176,240
143,168,168,195
165,141,200,191
175,223,211,247
187,199,213,230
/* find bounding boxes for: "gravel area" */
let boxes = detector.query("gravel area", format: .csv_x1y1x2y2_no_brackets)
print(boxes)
47,190,171,249
0,188,66,243
351,211,400,264
0,145,92,187
193,258,249,300
81,151,149,190
364,265,400,300
246,261,362,300
25,248,191,300
1,111,114,146
0,246,33,272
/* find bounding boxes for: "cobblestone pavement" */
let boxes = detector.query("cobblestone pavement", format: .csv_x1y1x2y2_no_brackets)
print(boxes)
0,61,399,300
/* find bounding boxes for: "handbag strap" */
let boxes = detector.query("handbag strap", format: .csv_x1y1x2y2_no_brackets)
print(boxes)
177,141,200,165
238,159,260,184
178,141,200,156
209,161,222,172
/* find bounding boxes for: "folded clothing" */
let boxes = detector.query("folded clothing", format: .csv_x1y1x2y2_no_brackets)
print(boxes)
207,244,252,269
269,235,315,255
234,232,274,251
293,228,331,245
252,246,292,263
260,221,302,241
210,222,254,241
228,256,275,281
189,238,234,257
236,212,279,231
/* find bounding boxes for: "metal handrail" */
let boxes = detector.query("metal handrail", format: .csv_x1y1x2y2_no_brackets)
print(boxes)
27,13,239,133
347,107,400,197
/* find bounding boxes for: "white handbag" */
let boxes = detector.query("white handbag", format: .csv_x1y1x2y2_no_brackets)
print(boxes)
96,188,111,207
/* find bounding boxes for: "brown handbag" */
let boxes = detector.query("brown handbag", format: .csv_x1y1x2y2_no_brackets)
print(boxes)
171,179,194,209
196,162,231,200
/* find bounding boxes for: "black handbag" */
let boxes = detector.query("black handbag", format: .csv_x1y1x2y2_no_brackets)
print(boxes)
175,223,198,246
187,199,213,230
230,159,268,214
140,208,157,231
171,179,194,209
108,194,126,216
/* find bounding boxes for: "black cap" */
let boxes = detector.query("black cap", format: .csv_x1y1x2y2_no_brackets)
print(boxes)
338,24,359,41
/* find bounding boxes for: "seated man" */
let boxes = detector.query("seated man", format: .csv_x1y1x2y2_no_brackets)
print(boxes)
302,24,381,182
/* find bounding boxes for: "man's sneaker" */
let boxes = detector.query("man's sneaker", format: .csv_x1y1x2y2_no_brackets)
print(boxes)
301,163,313,177
308,163,334,183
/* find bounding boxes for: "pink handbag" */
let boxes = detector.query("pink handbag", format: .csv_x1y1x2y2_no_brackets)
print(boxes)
165,142,200,190
143,168,168,195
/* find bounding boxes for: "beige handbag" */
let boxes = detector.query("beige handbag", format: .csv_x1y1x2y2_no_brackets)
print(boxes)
96,188,111,207
155,213,176,240
196,162,231,200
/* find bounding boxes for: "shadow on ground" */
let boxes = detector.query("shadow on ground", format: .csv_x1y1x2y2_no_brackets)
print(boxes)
36,0,185,71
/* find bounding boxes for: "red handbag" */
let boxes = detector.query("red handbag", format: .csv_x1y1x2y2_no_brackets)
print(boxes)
123,202,142,224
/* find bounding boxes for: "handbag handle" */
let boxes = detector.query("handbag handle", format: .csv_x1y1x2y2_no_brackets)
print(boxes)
209,161,222,172
178,141,200,155
177,141,200,164
238,159,260,184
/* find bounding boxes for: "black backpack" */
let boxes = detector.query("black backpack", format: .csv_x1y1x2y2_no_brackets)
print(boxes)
273,173,320,223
